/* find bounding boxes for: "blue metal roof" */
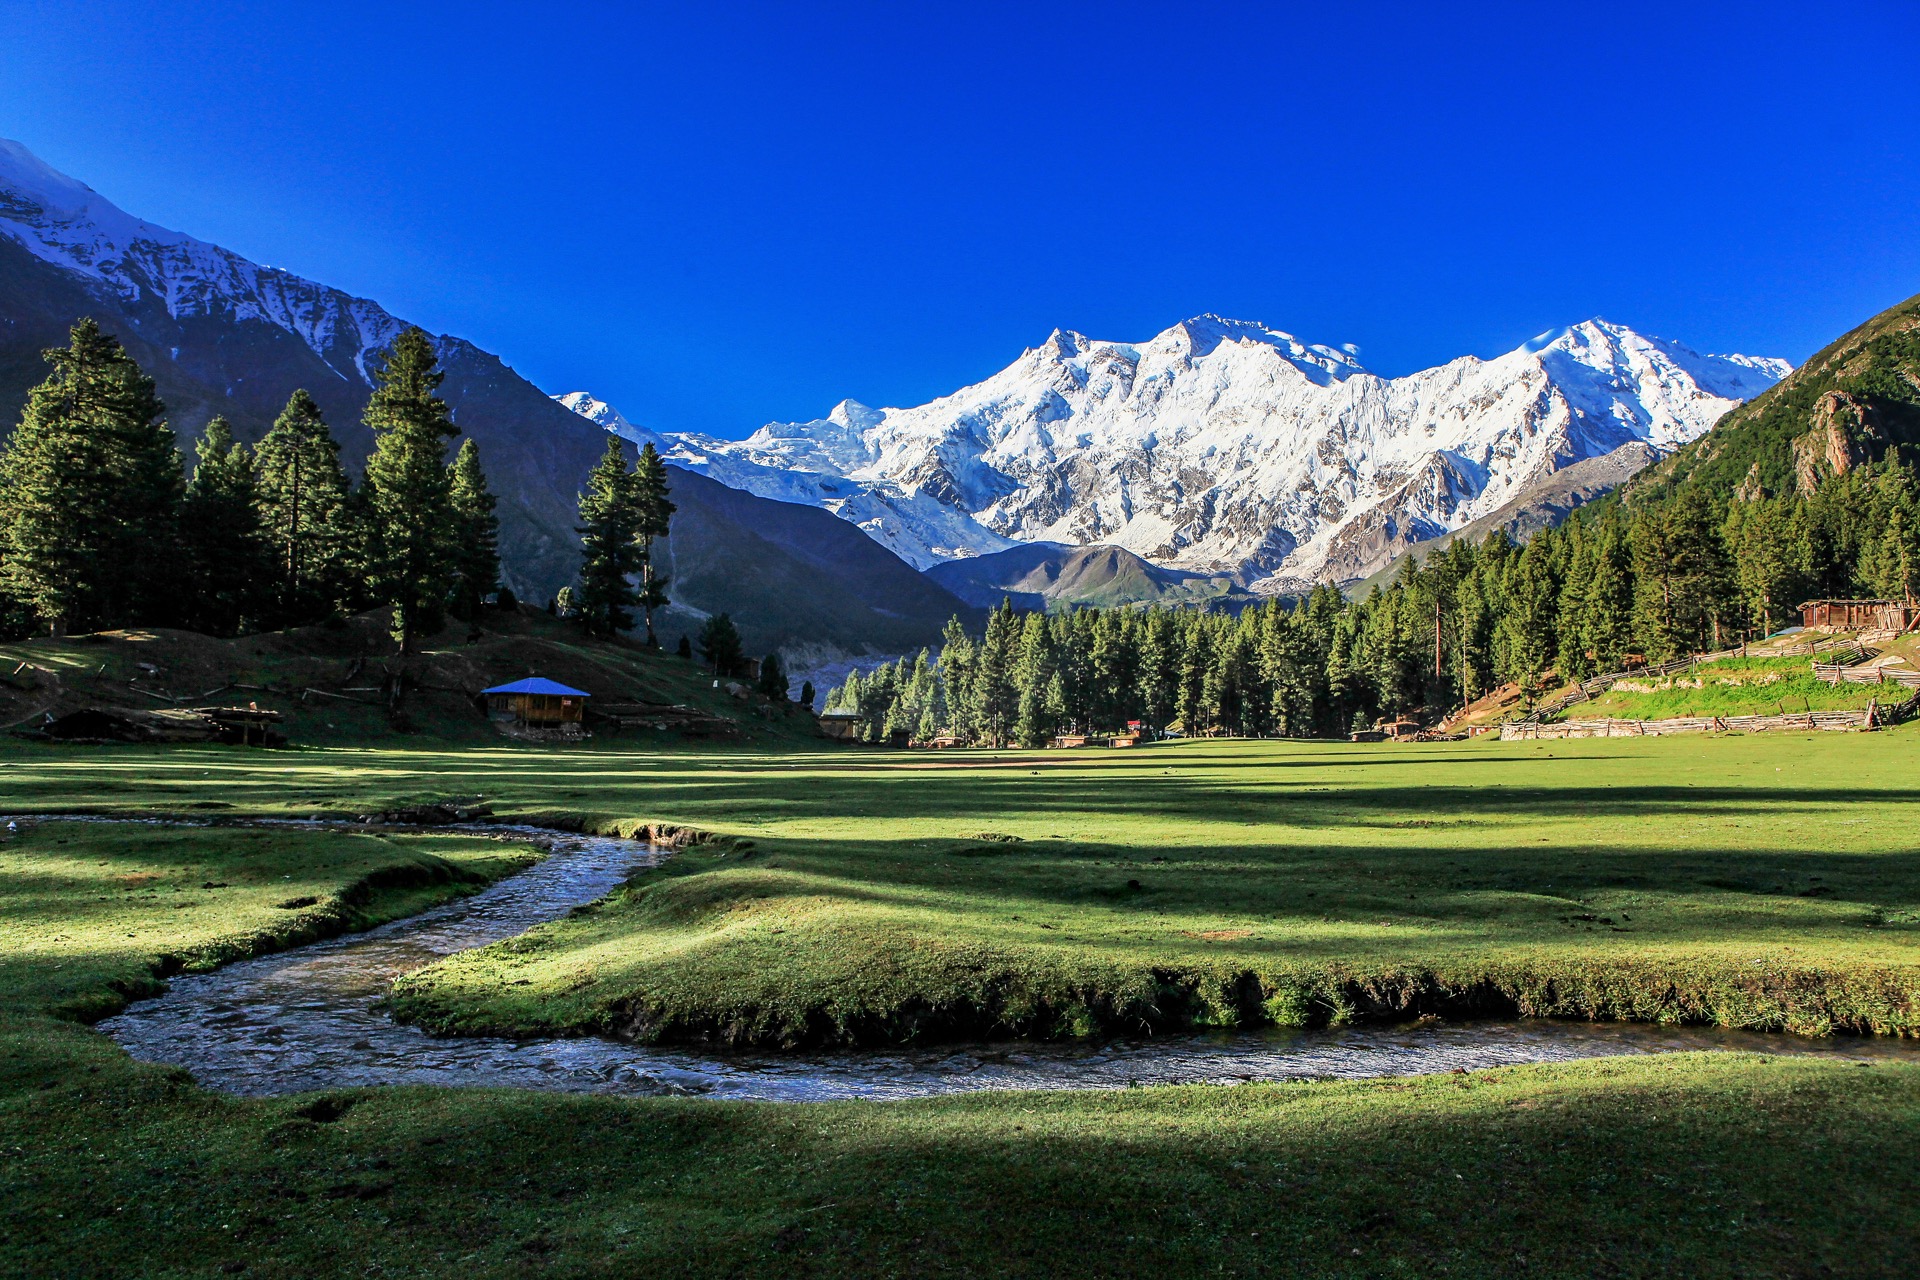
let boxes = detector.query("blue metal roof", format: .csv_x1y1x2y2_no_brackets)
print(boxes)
483,677,590,697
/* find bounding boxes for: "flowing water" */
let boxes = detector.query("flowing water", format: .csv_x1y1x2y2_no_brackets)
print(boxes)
53,818,1918,1102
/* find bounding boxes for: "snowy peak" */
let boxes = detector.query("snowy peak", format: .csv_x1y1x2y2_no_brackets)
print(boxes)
578,313,1790,582
1149,314,1368,384
554,390,639,435
0,137,418,386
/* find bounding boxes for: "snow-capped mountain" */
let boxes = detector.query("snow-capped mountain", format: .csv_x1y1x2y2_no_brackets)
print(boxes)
0,137,415,386
559,315,1789,588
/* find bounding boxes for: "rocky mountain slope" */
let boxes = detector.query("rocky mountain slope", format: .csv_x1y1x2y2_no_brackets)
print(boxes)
1627,290,1920,502
0,138,965,659
925,542,1255,612
565,316,1787,592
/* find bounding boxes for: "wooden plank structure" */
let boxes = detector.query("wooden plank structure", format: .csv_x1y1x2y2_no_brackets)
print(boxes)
816,711,863,741
482,677,589,727
1799,599,1920,630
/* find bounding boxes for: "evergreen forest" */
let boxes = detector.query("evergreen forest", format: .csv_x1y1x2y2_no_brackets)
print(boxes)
0,318,690,654
827,463,1920,744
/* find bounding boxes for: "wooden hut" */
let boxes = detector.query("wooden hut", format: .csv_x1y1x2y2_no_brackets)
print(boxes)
483,677,590,728
1799,599,1920,631
817,710,863,741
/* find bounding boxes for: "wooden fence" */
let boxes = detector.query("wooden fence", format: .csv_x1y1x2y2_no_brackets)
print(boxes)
1811,662,1920,688
1502,687,1920,740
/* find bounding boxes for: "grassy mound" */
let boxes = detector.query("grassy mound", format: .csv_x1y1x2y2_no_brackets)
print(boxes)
373,732,1920,1045
0,820,542,1022
0,604,815,747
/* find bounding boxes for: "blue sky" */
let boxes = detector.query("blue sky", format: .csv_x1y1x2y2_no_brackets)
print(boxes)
2,1,1917,436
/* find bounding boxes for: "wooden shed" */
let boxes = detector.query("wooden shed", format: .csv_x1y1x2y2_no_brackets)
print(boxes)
817,710,863,741
1799,599,1920,631
483,677,590,726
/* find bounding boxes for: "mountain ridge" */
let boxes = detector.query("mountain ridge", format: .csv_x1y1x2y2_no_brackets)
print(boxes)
560,314,1788,592
0,138,967,663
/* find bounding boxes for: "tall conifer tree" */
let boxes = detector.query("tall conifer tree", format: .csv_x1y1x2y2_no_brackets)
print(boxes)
181,417,270,636
448,439,501,624
631,442,675,645
698,612,744,677
255,389,354,623
360,328,460,652
574,438,640,636
0,319,181,634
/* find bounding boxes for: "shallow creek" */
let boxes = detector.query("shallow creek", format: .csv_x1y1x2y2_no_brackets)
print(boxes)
57,819,1919,1102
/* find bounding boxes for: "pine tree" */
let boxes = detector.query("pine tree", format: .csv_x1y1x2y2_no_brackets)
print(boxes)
1867,508,1918,602
254,389,353,624
1726,497,1806,639
1582,524,1637,668
974,601,1020,745
1012,612,1058,746
1495,539,1559,696
447,439,500,625
631,442,675,645
0,318,181,634
757,651,789,700
181,417,270,636
699,612,744,676
677,633,693,660
798,679,816,710
573,438,640,637
360,327,460,652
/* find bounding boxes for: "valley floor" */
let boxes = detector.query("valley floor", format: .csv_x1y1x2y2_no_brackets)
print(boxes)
4,730,1919,1275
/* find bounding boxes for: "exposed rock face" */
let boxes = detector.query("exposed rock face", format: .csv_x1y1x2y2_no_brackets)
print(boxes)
1632,292,1920,508
1793,390,1883,493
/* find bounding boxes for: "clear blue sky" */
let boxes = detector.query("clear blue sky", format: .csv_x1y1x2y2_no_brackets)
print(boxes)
2,1,1917,436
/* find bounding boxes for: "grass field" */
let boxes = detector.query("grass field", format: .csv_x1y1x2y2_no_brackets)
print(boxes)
1575,654,1891,720
6,733,1920,1275
5,728,1920,1045
376,729,1920,1044
0,820,542,1023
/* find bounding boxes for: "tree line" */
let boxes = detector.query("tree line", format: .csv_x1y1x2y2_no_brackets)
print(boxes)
826,460,1920,744
0,319,500,650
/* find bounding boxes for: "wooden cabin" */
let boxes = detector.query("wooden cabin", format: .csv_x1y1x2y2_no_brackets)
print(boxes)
1799,599,1920,631
817,711,863,741
483,677,590,727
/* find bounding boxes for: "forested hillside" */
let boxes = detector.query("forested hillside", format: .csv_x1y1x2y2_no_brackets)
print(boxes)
1634,290,1920,500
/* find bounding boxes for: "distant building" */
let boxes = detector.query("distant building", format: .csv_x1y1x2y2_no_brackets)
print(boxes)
483,677,590,728
1799,599,1920,631
817,710,863,741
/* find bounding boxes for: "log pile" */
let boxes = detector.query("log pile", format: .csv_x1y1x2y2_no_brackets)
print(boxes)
589,702,741,738
24,704,285,746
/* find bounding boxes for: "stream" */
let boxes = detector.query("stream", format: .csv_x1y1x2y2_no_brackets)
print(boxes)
59,819,1920,1102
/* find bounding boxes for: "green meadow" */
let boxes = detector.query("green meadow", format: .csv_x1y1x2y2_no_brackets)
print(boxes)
1574,654,1892,720
5,729,1920,1275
